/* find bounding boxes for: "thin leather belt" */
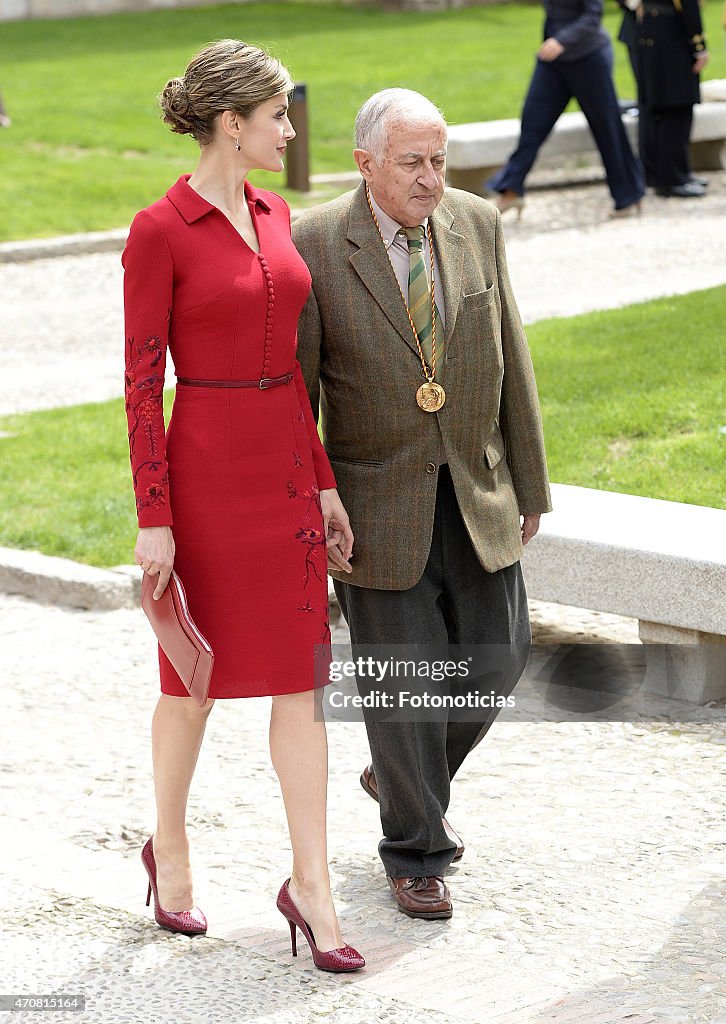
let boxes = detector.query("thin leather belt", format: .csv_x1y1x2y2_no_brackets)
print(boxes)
176,372,294,390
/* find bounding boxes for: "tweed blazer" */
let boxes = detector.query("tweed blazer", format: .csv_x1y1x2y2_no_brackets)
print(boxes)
293,182,552,591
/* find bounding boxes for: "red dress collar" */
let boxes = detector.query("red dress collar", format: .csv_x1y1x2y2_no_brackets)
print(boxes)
166,174,272,224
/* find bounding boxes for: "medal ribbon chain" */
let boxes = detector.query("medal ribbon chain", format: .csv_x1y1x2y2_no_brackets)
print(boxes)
365,186,438,384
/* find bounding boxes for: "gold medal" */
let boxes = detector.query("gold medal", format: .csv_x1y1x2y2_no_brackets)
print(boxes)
416,381,446,412
365,188,446,414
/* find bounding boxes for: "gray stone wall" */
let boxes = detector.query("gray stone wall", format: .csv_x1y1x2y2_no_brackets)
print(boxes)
0,0,253,21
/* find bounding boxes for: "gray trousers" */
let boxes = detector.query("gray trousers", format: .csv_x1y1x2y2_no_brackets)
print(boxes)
334,465,531,878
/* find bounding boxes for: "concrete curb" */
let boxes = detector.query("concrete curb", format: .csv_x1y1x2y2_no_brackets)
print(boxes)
0,545,345,622
0,176,363,264
0,229,130,264
0,546,140,609
0,218,310,264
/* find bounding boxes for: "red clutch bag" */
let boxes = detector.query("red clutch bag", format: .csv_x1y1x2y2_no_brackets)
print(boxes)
140,570,214,706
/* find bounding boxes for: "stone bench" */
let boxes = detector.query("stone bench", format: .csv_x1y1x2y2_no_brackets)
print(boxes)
521,484,726,704
446,97,726,195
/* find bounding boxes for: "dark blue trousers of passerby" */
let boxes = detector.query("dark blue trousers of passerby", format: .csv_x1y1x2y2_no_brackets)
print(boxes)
488,44,644,210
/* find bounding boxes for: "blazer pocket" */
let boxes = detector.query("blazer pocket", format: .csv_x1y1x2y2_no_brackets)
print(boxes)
483,426,506,470
462,283,496,310
327,454,384,467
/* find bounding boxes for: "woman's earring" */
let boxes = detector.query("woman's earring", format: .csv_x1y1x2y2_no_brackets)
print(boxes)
234,137,241,152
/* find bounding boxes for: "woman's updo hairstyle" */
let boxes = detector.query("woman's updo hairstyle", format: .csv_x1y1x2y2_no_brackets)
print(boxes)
159,39,293,145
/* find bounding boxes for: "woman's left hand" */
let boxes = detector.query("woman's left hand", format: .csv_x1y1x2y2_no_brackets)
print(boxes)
320,488,354,574
538,37,565,61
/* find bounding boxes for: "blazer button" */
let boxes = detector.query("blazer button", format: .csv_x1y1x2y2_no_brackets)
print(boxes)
425,462,437,474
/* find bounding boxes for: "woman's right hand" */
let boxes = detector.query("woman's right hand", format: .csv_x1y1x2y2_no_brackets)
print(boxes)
135,526,175,599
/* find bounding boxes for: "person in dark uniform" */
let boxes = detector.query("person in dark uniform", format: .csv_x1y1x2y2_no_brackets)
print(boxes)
616,0,707,189
617,3,640,83
617,1,656,184
633,0,710,197
487,0,645,218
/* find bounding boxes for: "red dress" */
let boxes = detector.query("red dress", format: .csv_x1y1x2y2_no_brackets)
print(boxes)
123,175,335,698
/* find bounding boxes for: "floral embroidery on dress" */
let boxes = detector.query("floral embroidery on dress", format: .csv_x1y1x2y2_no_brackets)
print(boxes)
125,332,168,515
136,475,169,516
289,479,329,644
142,334,163,367
296,526,325,587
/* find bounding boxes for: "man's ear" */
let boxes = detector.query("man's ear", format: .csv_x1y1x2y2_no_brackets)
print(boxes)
354,148,376,183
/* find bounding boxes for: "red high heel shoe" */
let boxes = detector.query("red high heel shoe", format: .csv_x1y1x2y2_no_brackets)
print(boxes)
276,879,365,973
141,837,207,936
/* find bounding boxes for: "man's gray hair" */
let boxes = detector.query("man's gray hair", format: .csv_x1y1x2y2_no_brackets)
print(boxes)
355,88,446,164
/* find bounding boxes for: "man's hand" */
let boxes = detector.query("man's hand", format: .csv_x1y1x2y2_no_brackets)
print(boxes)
320,488,354,573
693,51,709,74
135,526,175,599
521,513,541,546
538,37,565,61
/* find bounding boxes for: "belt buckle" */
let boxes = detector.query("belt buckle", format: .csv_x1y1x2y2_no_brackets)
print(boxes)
259,377,274,390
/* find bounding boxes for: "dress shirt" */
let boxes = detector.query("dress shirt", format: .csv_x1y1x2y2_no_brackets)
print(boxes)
368,191,446,329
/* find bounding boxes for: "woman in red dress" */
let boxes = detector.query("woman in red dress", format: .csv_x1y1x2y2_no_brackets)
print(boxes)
123,39,364,972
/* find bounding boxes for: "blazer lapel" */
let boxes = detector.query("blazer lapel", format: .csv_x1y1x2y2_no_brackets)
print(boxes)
347,184,421,358
430,199,465,351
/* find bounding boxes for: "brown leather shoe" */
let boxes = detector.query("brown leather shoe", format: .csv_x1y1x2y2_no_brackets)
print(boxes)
387,876,453,919
360,764,465,862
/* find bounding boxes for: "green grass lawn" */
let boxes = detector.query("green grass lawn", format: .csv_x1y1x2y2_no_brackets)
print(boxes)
528,288,726,508
0,286,723,567
2,0,725,241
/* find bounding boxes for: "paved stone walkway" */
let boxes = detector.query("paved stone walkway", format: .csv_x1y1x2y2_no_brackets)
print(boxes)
2,174,726,1023
3,590,726,1024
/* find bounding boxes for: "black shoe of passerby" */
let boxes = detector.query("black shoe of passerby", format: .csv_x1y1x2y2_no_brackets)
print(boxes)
655,181,706,198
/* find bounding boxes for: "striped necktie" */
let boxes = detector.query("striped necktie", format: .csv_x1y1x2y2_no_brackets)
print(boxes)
402,225,442,368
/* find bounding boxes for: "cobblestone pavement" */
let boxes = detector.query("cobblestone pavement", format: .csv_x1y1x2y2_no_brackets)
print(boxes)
2,174,726,1023
0,172,725,416
3,590,726,1024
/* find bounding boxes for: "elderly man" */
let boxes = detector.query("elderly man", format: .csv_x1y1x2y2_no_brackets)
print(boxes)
293,89,551,920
